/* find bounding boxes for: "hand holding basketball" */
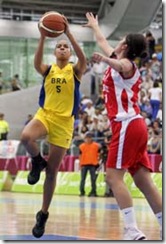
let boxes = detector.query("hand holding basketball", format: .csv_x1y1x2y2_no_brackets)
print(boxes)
62,16,70,36
38,11,66,38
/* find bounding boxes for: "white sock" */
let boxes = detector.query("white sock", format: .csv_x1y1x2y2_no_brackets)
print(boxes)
121,207,137,228
155,212,162,228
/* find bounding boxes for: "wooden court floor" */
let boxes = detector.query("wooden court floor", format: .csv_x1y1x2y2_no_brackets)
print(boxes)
0,192,161,241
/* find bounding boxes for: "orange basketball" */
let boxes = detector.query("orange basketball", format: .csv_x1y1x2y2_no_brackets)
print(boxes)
38,11,65,38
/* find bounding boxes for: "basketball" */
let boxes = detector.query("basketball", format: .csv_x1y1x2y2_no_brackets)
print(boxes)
38,11,65,38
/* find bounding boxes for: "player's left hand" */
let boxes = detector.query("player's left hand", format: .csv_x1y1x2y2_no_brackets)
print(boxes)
83,12,99,28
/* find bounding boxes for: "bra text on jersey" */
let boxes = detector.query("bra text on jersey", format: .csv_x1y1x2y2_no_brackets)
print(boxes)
51,78,67,84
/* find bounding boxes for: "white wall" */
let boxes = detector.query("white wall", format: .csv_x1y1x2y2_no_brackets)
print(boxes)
0,86,40,139
0,19,94,41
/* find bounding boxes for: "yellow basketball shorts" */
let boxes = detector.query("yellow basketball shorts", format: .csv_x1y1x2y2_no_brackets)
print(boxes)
34,108,74,149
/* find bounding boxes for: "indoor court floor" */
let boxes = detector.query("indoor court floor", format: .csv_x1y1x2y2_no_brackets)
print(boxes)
0,192,161,241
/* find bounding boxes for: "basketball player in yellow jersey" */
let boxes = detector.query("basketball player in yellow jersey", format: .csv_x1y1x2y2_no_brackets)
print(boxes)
20,17,86,238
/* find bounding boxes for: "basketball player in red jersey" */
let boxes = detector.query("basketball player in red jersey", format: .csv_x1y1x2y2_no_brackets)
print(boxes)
84,12,162,240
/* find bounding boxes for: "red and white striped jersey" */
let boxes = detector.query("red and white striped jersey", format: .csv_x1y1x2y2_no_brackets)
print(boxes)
102,64,142,121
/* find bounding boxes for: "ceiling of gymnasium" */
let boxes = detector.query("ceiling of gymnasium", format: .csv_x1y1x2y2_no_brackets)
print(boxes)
0,0,162,25
0,0,162,40
0,0,116,23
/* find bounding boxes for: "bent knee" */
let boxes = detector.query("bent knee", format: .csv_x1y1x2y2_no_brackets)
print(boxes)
20,131,31,145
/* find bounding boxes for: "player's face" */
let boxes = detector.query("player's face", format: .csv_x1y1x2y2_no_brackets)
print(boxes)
55,40,71,60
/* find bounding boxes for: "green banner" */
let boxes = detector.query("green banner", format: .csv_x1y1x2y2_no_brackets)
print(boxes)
11,171,45,193
55,172,105,195
124,172,162,197
11,171,162,197
0,171,13,191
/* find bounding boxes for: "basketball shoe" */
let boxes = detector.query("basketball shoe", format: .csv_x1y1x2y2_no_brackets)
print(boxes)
123,227,147,240
27,158,47,185
32,210,49,238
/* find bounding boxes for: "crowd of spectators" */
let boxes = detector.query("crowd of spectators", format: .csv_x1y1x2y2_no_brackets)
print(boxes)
0,73,22,94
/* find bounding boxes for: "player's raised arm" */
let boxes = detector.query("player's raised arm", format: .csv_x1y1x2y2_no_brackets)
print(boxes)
34,25,49,76
83,12,114,57
63,16,87,79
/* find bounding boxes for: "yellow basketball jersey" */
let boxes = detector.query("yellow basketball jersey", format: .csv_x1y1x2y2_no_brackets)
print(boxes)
39,63,81,117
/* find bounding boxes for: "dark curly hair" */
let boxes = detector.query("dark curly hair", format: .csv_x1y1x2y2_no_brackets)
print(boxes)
125,33,147,60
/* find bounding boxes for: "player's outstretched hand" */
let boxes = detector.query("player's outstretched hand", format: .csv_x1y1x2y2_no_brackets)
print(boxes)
83,12,99,29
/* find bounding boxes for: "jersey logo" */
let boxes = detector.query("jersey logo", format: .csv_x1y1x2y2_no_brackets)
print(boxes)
51,78,67,84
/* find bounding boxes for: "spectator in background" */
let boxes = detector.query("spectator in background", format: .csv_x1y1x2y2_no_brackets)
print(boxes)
145,31,156,60
141,73,153,90
147,127,154,153
152,119,162,135
79,132,101,197
150,53,162,81
0,113,9,140
95,91,105,109
156,103,162,126
88,115,104,141
93,59,106,87
89,59,106,101
80,124,89,138
77,111,90,138
140,111,151,127
141,100,152,120
138,89,149,112
84,99,95,119
148,80,162,121
11,74,21,91
148,130,161,155
101,112,111,134
140,61,153,82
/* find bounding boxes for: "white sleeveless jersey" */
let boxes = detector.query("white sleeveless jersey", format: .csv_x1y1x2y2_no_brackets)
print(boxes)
102,64,142,121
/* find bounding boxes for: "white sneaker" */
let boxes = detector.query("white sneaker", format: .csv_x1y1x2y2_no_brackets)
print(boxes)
123,227,147,240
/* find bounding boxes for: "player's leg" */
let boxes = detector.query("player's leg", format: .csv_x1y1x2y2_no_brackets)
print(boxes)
21,118,47,156
20,118,48,185
106,168,147,240
133,166,162,239
106,168,132,208
105,118,149,240
32,144,66,238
